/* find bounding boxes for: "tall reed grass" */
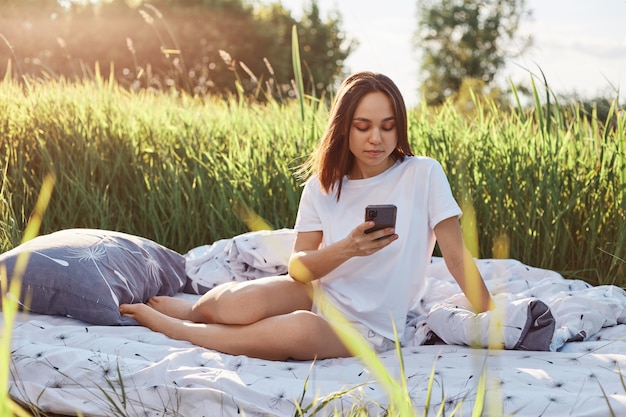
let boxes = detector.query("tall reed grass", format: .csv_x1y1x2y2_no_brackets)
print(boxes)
412,85,625,285
0,73,326,254
1,69,625,417
1,72,623,285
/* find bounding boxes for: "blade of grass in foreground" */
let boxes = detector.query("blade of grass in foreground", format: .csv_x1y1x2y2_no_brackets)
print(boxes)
291,24,306,123
321,298,414,416
598,382,617,417
0,267,34,417
20,174,55,244
1,174,55,417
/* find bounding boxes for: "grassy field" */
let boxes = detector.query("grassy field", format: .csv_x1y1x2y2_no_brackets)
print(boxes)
0,71,625,416
1,74,625,288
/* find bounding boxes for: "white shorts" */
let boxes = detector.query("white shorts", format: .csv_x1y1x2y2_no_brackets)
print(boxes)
310,282,396,354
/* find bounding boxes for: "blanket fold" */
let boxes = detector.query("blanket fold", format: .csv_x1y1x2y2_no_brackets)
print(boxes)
426,294,555,351
184,228,295,294
516,298,556,350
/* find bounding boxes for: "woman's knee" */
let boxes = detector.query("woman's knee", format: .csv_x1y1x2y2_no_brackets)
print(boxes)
189,281,239,323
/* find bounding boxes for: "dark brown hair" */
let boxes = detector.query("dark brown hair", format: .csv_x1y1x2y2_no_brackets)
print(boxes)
304,71,413,200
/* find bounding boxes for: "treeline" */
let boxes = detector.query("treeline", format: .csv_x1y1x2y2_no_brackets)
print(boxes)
0,0,354,99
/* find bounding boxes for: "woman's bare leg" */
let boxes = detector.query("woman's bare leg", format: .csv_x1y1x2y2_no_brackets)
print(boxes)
148,275,313,325
145,297,193,320
119,303,350,361
119,275,339,359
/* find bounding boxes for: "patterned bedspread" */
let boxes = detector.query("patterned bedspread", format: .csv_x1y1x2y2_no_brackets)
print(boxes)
6,230,626,416
8,305,626,416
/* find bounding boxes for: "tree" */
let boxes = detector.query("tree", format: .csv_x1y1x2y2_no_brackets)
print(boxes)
0,0,353,99
414,0,532,105
295,1,357,96
250,1,356,100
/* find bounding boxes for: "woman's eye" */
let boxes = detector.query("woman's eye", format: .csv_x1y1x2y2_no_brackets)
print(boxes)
352,121,395,132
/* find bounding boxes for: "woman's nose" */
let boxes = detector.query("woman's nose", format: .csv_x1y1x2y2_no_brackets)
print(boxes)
368,128,383,144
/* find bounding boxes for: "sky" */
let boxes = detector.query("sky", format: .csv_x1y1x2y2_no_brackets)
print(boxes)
280,0,626,107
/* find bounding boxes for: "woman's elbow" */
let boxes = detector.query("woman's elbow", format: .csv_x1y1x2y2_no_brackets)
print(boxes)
288,252,315,283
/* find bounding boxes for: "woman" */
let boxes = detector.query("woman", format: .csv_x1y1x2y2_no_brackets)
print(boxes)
120,71,493,361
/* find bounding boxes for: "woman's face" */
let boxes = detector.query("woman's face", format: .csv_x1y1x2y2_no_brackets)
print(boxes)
348,91,398,179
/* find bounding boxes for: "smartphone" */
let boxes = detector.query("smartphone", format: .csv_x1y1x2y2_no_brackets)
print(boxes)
364,204,397,235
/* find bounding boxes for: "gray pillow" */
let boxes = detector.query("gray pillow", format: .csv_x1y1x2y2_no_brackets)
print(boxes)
0,229,187,325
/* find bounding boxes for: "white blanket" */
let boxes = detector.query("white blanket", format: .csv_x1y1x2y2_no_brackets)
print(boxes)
183,229,626,352
7,229,626,416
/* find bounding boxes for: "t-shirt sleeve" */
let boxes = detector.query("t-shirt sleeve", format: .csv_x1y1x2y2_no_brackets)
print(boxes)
428,161,462,229
293,178,323,232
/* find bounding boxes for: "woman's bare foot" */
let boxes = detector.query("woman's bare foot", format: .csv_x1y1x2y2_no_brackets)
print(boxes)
120,303,204,345
146,296,193,320
119,303,178,333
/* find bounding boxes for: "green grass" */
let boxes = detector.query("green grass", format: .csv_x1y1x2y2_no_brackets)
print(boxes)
0,74,625,415
0,74,326,255
1,73,624,285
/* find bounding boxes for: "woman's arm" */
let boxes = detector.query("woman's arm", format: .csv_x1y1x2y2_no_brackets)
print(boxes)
434,216,494,313
288,222,398,283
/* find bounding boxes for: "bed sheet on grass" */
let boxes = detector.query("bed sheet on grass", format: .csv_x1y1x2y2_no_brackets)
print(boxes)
7,308,626,417
7,280,626,416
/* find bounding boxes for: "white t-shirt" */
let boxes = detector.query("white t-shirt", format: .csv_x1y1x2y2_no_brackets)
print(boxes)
294,156,462,342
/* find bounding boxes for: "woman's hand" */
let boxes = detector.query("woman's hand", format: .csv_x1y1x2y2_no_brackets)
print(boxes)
288,222,398,283
345,221,398,257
